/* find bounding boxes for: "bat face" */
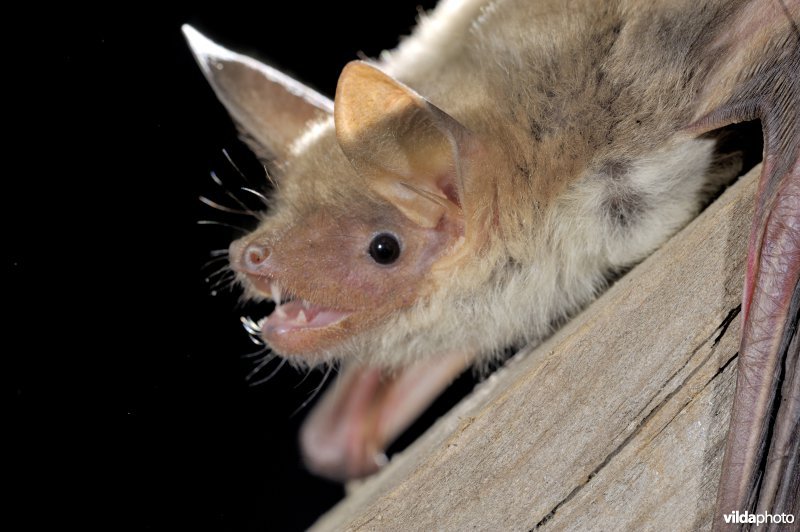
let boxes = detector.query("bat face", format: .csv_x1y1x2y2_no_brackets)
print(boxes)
227,133,461,360
218,58,483,365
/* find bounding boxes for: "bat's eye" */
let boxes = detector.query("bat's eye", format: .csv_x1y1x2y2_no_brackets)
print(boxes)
368,233,401,265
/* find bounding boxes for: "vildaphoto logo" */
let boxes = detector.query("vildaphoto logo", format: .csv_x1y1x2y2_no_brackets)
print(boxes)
723,511,795,525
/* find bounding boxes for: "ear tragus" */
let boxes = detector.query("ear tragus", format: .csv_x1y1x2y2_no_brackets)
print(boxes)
182,25,332,162
334,61,470,229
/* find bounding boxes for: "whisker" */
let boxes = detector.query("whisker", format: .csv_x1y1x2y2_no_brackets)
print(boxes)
243,348,269,358
207,277,237,297
210,170,257,214
209,271,237,291
291,364,335,416
199,196,258,217
209,249,229,257
246,352,278,381
262,163,278,188
201,255,229,271
197,220,248,234
294,366,315,389
247,335,265,346
250,358,287,386
240,316,268,345
223,147,250,182
241,187,269,206
240,316,263,335
242,345,269,359
205,264,232,282
210,170,224,187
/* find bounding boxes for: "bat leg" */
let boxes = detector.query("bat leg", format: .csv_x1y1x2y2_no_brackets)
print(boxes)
299,351,474,481
714,156,799,529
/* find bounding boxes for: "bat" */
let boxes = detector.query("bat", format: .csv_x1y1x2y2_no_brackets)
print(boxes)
183,0,798,528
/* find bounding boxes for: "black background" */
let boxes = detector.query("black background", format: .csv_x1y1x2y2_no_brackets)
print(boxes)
6,2,488,531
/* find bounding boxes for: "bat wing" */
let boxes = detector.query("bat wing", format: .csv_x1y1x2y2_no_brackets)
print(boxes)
687,1,799,526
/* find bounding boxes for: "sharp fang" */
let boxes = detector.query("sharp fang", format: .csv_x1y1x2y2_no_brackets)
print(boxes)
270,282,282,305
275,306,287,318
297,310,307,324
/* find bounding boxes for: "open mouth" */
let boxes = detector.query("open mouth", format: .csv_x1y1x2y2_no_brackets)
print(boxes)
240,281,351,345
236,279,474,482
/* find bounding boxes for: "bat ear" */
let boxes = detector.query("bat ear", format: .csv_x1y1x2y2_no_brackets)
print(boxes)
182,25,333,161
334,61,473,230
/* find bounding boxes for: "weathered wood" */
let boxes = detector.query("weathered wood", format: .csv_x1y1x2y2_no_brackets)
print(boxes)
312,165,759,531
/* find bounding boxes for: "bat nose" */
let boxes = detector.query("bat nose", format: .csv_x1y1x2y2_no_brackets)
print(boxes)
229,238,271,274
245,243,270,268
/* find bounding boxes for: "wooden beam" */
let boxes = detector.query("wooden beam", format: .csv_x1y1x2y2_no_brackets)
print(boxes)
312,165,759,531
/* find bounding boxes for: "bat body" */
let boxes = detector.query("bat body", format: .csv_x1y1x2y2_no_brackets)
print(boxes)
184,0,798,528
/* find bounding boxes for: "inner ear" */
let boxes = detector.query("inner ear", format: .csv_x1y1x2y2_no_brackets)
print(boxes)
183,25,332,162
334,61,470,229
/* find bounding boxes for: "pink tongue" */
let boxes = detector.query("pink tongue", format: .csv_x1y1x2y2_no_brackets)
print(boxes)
264,300,348,335
299,352,473,481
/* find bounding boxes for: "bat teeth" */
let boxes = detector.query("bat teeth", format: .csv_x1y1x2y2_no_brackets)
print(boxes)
297,310,308,324
275,306,287,319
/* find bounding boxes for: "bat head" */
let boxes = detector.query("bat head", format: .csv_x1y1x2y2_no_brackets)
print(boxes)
184,27,491,368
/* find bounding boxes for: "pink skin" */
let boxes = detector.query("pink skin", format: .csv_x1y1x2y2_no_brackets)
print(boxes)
228,236,359,356
227,200,456,357
300,351,473,480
